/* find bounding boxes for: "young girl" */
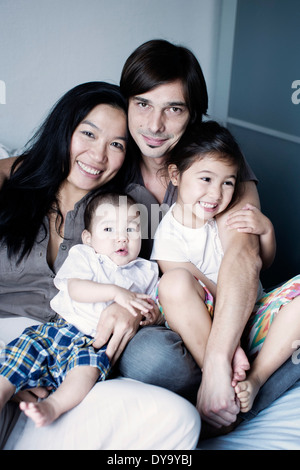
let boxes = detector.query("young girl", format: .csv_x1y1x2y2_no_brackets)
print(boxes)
0,193,160,427
151,121,300,413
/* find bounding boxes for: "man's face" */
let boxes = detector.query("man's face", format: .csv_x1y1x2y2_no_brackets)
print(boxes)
128,80,190,160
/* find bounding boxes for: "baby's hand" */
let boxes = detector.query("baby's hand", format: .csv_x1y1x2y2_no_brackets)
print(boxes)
113,288,153,317
139,299,163,326
226,203,273,236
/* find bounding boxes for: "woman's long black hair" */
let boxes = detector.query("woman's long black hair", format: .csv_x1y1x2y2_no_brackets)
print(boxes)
0,82,127,260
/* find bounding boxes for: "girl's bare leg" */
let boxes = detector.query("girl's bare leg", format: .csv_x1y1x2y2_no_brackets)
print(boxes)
20,366,100,427
236,296,300,412
0,376,16,413
158,268,212,369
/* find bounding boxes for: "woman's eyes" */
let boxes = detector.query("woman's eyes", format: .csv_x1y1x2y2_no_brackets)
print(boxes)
82,130,95,139
111,141,125,151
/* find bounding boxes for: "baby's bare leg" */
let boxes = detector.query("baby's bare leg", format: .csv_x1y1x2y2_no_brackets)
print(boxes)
158,268,212,369
20,366,100,427
236,296,300,412
0,376,16,413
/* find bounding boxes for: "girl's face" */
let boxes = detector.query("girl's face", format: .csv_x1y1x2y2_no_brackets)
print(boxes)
67,104,127,195
169,154,238,228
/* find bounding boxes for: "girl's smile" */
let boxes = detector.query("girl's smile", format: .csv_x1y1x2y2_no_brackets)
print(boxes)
169,154,238,228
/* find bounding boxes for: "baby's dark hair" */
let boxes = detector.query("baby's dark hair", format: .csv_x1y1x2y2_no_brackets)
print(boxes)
84,192,138,232
166,120,246,207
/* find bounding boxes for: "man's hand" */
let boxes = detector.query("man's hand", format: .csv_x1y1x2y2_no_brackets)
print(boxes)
196,356,240,428
93,303,142,365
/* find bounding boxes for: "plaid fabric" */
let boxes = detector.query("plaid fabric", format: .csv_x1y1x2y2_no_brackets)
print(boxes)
0,318,110,393
244,275,300,360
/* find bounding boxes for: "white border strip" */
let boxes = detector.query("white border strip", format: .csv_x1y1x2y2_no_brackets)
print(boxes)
227,117,300,145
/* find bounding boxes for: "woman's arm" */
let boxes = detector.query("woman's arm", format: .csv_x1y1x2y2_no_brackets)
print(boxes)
0,156,17,188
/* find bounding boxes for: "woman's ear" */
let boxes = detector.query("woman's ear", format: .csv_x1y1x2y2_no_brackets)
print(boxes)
168,164,180,186
81,229,92,246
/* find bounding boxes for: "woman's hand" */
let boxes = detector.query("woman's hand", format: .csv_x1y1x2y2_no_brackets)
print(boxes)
92,303,142,365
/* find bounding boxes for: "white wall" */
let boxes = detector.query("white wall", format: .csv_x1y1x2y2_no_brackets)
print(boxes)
0,0,222,149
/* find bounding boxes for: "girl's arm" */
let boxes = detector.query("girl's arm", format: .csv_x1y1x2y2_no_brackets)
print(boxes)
225,203,276,269
158,260,217,298
67,278,153,317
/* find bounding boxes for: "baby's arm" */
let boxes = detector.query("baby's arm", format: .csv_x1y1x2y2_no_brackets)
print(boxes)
225,203,276,269
68,278,153,317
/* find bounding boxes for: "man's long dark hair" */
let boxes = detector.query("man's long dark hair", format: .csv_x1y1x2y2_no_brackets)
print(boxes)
0,82,127,261
120,39,209,184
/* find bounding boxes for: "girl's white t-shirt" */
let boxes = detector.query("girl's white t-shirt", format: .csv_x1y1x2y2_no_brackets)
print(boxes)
151,205,223,285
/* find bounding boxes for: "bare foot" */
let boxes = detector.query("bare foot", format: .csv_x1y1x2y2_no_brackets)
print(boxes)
231,345,250,387
19,400,58,427
235,376,261,412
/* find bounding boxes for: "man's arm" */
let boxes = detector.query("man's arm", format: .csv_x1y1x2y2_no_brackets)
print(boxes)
197,181,263,427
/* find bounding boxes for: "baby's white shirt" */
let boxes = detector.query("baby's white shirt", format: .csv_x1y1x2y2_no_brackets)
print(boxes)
50,244,159,337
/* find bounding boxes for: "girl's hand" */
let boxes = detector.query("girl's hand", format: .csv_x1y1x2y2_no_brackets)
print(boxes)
113,287,153,317
139,299,164,326
226,203,273,236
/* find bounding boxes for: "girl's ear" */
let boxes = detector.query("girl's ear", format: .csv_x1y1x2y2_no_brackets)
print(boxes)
82,229,92,246
168,164,180,186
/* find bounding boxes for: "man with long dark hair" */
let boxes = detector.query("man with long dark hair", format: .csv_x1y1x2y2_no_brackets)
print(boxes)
93,40,299,434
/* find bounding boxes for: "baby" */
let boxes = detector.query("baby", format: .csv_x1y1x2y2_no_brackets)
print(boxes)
0,193,161,427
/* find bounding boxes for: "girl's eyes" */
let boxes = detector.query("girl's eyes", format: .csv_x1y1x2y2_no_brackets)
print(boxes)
200,177,234,186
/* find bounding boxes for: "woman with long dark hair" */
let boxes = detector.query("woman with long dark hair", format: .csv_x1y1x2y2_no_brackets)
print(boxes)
0,81,128,322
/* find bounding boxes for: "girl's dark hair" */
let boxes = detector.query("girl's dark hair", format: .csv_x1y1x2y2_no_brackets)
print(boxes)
166,120,246,208
0,82,127,260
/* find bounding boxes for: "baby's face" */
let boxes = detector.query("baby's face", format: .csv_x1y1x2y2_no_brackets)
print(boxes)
83,201,142,266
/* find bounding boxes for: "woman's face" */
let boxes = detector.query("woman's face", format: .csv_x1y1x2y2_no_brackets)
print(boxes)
68,104,127,194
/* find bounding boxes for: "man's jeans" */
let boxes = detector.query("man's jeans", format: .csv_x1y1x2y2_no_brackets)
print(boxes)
119,325,300,419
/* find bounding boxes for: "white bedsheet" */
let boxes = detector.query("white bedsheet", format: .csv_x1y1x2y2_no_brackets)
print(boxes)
199,381,300,450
